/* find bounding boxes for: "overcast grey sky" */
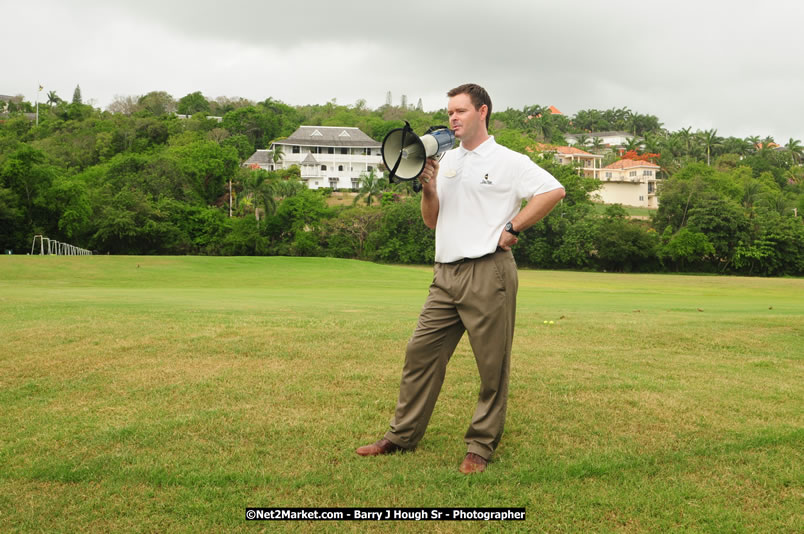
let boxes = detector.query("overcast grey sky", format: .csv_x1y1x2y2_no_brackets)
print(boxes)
4,0,803,142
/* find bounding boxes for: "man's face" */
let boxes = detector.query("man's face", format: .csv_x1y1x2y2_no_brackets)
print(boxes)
447,93,486,141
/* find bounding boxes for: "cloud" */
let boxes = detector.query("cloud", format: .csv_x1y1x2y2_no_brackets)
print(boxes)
4,0,804,141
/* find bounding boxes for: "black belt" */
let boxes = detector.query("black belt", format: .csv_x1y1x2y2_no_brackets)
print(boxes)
442,247,506,265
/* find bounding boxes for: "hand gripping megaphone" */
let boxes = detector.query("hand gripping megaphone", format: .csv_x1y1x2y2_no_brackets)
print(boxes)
381,122,456,182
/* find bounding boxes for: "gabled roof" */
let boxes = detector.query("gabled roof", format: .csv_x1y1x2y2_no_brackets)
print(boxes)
603,158,660,170
555,146,600,157
301,153,319,165
548,105,563,115
275,126,381,147
530,143,601,158
243,149,275,167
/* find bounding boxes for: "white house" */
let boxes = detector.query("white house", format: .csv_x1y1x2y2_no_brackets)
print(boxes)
596,159,660,208
244,126,383,190
565,131,640,149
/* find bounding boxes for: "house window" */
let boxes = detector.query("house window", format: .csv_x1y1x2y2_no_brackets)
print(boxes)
643,170,652,176
639,195,644,201
367,166,373,172
329,178,338,189
328,147,334,154
292,146,300,154
321,165,327,171
605,172,612,178
629,170,637,177
338,165,344,172
364,148,371,155
340,148,348,154
648,182,655,194
351,178,360,191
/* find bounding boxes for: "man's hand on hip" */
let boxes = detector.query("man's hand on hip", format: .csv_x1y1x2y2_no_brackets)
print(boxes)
498,230,518,251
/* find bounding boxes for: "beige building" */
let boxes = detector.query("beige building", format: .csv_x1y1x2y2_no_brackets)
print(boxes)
552,146,604,178
596,159,660,208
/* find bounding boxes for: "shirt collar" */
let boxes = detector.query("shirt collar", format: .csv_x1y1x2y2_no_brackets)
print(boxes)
458,135,496,158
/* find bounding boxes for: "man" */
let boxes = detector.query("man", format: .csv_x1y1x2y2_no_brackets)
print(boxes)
357,83,565,474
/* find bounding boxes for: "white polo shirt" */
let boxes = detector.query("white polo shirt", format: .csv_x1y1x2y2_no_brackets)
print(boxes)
434,136,563,263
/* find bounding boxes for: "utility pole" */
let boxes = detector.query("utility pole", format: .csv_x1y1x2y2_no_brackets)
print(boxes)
36,83,42,125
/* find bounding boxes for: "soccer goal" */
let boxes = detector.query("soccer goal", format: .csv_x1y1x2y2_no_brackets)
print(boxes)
30,235,92,255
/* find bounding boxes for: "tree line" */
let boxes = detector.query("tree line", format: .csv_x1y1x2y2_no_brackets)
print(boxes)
1,89,802,276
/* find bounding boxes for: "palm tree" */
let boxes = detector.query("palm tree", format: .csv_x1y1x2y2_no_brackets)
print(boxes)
271,144,284,167
784,168,803,186
624,137,643,152
660,134,683,159
741,181,763,211
678,127,694,155
699,129,721,166
722,136,751,156
353,168,388,206
642,133,662,154
756,141,776,160
591,137,604,151
784,138,803,164
745,135,761,154
764,192,791,216
575,134,589,147
46,90,60,107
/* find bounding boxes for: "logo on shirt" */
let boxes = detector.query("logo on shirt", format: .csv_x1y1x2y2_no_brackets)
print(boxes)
480,173,492,185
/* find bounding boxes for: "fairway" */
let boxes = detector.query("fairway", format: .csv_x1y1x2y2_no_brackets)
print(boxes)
1,256,802,533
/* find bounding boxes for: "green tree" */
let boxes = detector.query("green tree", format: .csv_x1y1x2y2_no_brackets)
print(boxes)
353,168,388,206
658,226,715,271
169,140,240,204
267,189,332,255
366,196,435,264
138,91,176,116
594,217,658,272
0,145,58,228
624,136,642,152
72,85,82,105
0,186,24,251
320,205,383,259
784,138,803,164
177,91,211,115
46,91,61,107
698,129,721,166
686,195,749,271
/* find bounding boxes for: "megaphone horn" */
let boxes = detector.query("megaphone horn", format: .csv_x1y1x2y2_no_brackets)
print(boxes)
381,122,456,182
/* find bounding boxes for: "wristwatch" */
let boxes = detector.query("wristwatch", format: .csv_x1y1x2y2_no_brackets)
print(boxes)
504,221,519,236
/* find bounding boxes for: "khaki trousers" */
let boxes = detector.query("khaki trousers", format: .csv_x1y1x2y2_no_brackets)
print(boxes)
384,249,518,460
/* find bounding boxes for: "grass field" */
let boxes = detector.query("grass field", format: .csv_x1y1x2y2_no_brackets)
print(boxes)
1,256,802,533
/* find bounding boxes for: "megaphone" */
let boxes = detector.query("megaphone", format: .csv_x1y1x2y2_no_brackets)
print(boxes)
381,122,456,182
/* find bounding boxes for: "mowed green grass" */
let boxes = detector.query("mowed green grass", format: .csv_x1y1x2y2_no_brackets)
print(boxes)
0,256,801,533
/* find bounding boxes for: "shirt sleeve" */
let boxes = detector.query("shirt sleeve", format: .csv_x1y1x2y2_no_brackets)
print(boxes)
515,154,564,200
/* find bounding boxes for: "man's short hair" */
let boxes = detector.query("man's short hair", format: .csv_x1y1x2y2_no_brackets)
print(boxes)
447,83,492,129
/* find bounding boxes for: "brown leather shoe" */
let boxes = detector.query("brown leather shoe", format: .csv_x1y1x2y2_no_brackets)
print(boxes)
356,438,405,456
459,453,488,474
